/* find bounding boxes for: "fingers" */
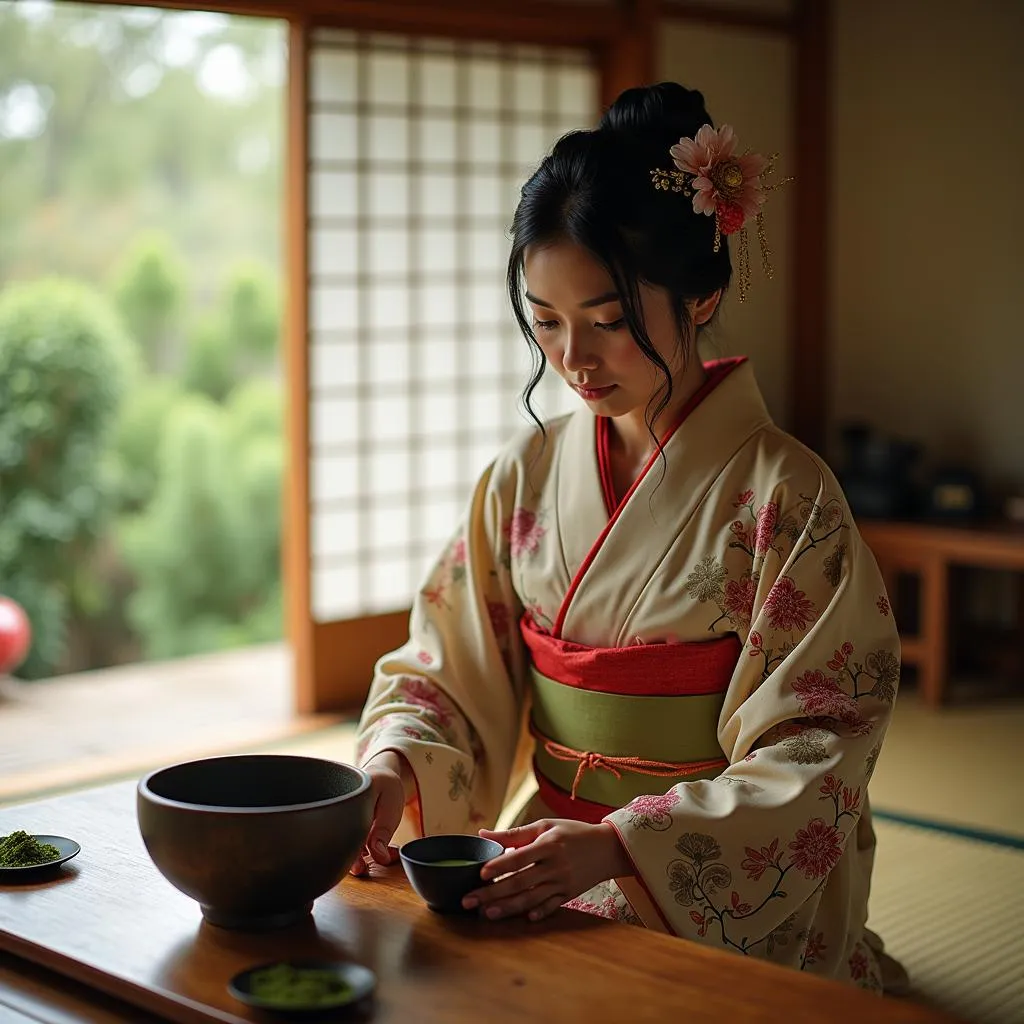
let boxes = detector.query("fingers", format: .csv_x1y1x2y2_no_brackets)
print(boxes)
468,863,546,908
364,826,400,866
351,842,399,876
479,820,550,850
367,835,396,864
480,842,542,881
367,781,406,864
528,892,567,922
350,849,370,877
371,844,400,866
474,881,566,921
355,763,407,873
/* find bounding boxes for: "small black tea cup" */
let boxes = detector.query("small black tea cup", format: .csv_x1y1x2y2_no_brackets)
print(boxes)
399,835,504,914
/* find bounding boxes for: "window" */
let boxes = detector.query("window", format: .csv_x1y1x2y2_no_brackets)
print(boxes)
306,29,597,620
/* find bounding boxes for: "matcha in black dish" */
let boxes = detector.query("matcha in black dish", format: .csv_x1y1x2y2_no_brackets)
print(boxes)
228,960,376,1014
0,832,80,878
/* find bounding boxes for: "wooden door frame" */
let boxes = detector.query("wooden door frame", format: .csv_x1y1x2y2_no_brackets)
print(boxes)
789,0,831,454
79,0,831,713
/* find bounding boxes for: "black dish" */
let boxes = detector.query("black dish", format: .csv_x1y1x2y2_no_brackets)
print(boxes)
0,835,80,880
228,960,376,1015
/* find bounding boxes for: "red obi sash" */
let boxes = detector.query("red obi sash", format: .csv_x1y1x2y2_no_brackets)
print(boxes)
521,615,741,823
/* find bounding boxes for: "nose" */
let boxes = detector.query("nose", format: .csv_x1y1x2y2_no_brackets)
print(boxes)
561,327,599,375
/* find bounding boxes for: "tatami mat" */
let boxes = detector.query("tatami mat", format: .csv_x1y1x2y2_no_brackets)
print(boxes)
868,818,1024,1024
868,696,1024,839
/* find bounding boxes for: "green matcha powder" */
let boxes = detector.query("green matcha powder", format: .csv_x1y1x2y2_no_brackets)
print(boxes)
0,831,60,867
248,964,353,1008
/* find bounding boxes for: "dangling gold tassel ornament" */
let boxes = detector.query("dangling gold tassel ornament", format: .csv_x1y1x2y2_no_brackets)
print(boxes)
737,224,751,302
652,126,793,301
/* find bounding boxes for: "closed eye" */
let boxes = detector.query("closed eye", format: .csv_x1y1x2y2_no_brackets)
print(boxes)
532,317,625,333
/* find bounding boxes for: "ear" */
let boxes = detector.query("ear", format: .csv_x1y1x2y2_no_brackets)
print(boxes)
692,289,723,326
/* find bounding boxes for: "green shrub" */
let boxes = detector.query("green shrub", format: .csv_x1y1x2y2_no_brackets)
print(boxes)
181,314,238,402
225,378,283,445
179,260,280,402
120,386,283,659
109,377,184,513
0,279,136,677
223,260,280,365
111,232,186,372
225,381,283,597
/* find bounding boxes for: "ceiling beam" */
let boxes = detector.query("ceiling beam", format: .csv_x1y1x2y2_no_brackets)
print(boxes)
660,0,796,35
80,0,626,46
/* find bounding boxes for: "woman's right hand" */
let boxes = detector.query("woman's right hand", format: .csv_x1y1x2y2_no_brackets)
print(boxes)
350,751,409,877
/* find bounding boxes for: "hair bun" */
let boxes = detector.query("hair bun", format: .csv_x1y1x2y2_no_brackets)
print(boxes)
599,82,712,150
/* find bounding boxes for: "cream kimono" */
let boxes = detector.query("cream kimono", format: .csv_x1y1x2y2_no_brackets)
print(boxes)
356,357,900,992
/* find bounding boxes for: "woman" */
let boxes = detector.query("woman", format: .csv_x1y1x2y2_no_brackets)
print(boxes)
352,82,902,992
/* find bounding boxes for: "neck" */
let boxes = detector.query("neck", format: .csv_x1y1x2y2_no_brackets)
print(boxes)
609,358,709,466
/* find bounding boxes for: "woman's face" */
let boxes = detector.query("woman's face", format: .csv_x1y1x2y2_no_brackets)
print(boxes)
523,240,710,420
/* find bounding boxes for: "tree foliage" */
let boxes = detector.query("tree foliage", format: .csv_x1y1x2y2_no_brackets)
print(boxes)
0,278,136,677
182,314,239,403
120,389,283,660
224,260,281,365
0,3,285,677
110,377,185,514
0,2,284,292
112,232,186,372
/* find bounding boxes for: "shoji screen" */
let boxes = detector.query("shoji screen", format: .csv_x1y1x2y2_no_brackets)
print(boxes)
306,30,597,622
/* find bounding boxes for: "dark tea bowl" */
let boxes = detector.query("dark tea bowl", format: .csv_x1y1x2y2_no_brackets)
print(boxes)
137,754,372,931
399,834,504,914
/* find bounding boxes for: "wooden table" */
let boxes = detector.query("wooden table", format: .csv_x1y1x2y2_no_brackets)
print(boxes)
0,782,960,1023
860,520,1024,706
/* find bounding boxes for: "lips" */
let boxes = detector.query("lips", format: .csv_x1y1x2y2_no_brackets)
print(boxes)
573,383,617,400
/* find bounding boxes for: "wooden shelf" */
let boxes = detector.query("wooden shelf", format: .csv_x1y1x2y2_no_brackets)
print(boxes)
898,637,926,665
860,521,1024,706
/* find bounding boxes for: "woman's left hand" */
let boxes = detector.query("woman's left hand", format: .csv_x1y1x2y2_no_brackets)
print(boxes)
462,818,634,922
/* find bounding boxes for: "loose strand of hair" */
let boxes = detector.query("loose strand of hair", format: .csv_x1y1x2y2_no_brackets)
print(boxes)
508,254,548,440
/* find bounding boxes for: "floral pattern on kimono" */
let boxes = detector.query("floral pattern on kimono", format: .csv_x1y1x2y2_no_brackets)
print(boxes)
605,466,898,988
420,533,469,611
354,359,900,990
357,432,549,836
564,881,642,926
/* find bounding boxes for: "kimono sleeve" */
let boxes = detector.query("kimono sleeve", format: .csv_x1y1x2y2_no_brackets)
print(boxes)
604,467,899,962
355,457,528,837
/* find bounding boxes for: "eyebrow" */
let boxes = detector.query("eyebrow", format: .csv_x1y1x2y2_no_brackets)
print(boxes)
525,290,620,310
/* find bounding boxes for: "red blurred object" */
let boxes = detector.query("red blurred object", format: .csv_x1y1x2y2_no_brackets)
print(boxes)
0,596,32,675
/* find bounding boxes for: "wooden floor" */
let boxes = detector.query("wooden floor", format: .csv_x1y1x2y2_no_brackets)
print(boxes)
0,644,341,806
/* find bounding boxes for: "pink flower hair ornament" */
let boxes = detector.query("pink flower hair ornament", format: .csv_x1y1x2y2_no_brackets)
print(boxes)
650,123,792,301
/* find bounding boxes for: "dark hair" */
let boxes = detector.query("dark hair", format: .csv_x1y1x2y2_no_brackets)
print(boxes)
507,82,732,434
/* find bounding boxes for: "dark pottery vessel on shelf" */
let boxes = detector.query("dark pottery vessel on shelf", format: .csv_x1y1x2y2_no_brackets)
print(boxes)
837,422,922,520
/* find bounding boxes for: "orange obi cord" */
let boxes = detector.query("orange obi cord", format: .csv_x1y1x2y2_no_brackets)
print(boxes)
531,724,728,800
